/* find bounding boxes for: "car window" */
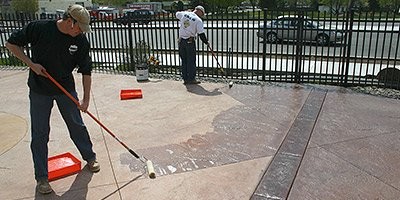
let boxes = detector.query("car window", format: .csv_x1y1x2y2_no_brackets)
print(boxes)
282,20,291,27
289,19,298,27
275,20,283,26
305,21,319,28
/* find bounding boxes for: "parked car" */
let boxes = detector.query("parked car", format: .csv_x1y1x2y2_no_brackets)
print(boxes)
257,15,344,45
39,12,60,20
113,9,154,25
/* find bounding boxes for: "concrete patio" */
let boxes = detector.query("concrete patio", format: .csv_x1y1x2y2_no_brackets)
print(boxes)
1,69,400,200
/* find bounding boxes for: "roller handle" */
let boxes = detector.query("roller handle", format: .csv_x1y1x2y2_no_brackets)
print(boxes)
43,70,80,106
207,44,224,73
43,70,137,158
43,70,156,179
129,149,140,159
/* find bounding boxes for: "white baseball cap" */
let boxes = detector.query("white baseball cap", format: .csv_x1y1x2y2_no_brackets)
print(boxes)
195,5,205,14
67,4,91,33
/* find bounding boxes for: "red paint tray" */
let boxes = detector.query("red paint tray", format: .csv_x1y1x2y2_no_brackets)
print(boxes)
48,152,81,181
120,89,143,100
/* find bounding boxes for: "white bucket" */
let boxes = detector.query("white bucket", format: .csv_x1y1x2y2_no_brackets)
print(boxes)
136,64,149,81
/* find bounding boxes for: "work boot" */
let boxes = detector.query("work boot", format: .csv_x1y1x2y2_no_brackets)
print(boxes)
87,160,100,173
36,179,53,194
186,79,201,84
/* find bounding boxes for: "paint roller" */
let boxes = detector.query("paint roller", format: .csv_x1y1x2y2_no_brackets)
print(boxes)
42,70,156,179
207,44,234,88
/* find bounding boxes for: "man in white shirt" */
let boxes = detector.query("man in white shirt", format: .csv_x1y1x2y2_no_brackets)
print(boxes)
176,5,209,84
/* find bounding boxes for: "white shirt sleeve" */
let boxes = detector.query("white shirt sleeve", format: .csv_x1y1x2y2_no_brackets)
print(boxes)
176,11,183,20
196,18,205,34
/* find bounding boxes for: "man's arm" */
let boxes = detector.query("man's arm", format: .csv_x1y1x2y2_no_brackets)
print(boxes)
5,42,46,76
198,33,208,45
79,74,91,112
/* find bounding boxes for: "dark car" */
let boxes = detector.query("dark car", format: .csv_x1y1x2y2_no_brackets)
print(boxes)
113,9,154,25
257,15,344,45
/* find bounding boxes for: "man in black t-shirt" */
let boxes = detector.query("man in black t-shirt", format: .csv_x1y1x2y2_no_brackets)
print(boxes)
6,5,99,195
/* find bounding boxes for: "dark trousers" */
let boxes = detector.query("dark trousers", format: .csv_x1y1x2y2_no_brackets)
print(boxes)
29,90,96,181
178,38,196,81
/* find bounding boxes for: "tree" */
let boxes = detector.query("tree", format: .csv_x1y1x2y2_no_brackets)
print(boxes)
192,0,243,12
378,0,400,12
177,1,184,11
260,0,277,9
368,0,380,11
320,0,348,14
11,0,38,14
92,0,127,7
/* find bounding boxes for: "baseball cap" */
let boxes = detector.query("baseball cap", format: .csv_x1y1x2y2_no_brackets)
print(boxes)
195,5,205,14
67,4,91,33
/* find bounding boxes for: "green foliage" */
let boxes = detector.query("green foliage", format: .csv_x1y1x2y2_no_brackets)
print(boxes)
193,0,243,12
117,40,154,72
0,56,25,66
260,0,276,9
116,63,134,72
368,0,380,11
132,40,151,64
177,1,184,11
92,0,127,7
378,0,400,12
11,0,38,13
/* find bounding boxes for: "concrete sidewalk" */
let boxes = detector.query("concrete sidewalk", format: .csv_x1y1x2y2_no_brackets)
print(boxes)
1,69,400,200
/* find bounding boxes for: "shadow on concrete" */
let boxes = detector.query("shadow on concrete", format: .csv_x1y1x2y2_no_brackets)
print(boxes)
185,84,222,96
34,166,94,200
100,173,144,200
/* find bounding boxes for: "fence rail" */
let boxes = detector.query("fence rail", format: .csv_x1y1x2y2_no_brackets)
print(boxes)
1,9,399,89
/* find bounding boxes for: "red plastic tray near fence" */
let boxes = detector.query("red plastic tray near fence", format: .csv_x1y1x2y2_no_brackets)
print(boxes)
120,89,143,100
48,152,81,181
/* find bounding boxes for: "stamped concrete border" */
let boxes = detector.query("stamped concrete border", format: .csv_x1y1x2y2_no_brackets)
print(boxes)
251,88,327,199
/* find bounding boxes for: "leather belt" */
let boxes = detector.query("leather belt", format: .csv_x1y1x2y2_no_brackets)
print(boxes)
180,37,195,43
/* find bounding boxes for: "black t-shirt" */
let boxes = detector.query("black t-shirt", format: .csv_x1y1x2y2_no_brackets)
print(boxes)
7,20,92,95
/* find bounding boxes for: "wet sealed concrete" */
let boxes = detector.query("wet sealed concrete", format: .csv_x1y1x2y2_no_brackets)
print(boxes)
120,84,310,178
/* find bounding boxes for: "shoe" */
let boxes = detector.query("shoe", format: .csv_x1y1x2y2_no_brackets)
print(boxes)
87,160,100,173
186,80,201,84
36,179,53,194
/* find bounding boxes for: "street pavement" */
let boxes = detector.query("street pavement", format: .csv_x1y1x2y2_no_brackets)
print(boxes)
1,69,400,200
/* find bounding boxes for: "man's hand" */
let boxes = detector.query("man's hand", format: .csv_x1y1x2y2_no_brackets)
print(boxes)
5,42,46,76
79,99,89,112
30,63,47,77
81,75,92,112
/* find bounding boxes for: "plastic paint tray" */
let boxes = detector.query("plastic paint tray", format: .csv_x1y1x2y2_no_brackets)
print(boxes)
48,152,81,181
120,89,143,100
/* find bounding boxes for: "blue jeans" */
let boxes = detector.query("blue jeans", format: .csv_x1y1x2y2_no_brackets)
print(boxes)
29,90,96,181
179,38,197,81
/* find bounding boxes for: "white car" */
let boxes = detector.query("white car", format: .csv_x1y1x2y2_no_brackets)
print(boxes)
257,15,344,45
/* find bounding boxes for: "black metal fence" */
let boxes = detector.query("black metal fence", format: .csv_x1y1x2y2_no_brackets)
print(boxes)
1,9,399,89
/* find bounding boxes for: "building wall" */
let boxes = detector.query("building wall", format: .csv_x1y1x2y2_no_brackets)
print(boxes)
39,0,93,14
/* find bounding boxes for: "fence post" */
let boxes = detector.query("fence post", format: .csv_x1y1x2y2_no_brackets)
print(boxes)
295,11,304,84
343,9,355,87
128,20,134,71
262,9,267,81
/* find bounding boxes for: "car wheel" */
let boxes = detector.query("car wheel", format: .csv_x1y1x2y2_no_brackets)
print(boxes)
266,32,278,43
316,34,329,46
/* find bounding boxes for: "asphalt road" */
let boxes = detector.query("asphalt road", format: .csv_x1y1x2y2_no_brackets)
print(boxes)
86,20,399,58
